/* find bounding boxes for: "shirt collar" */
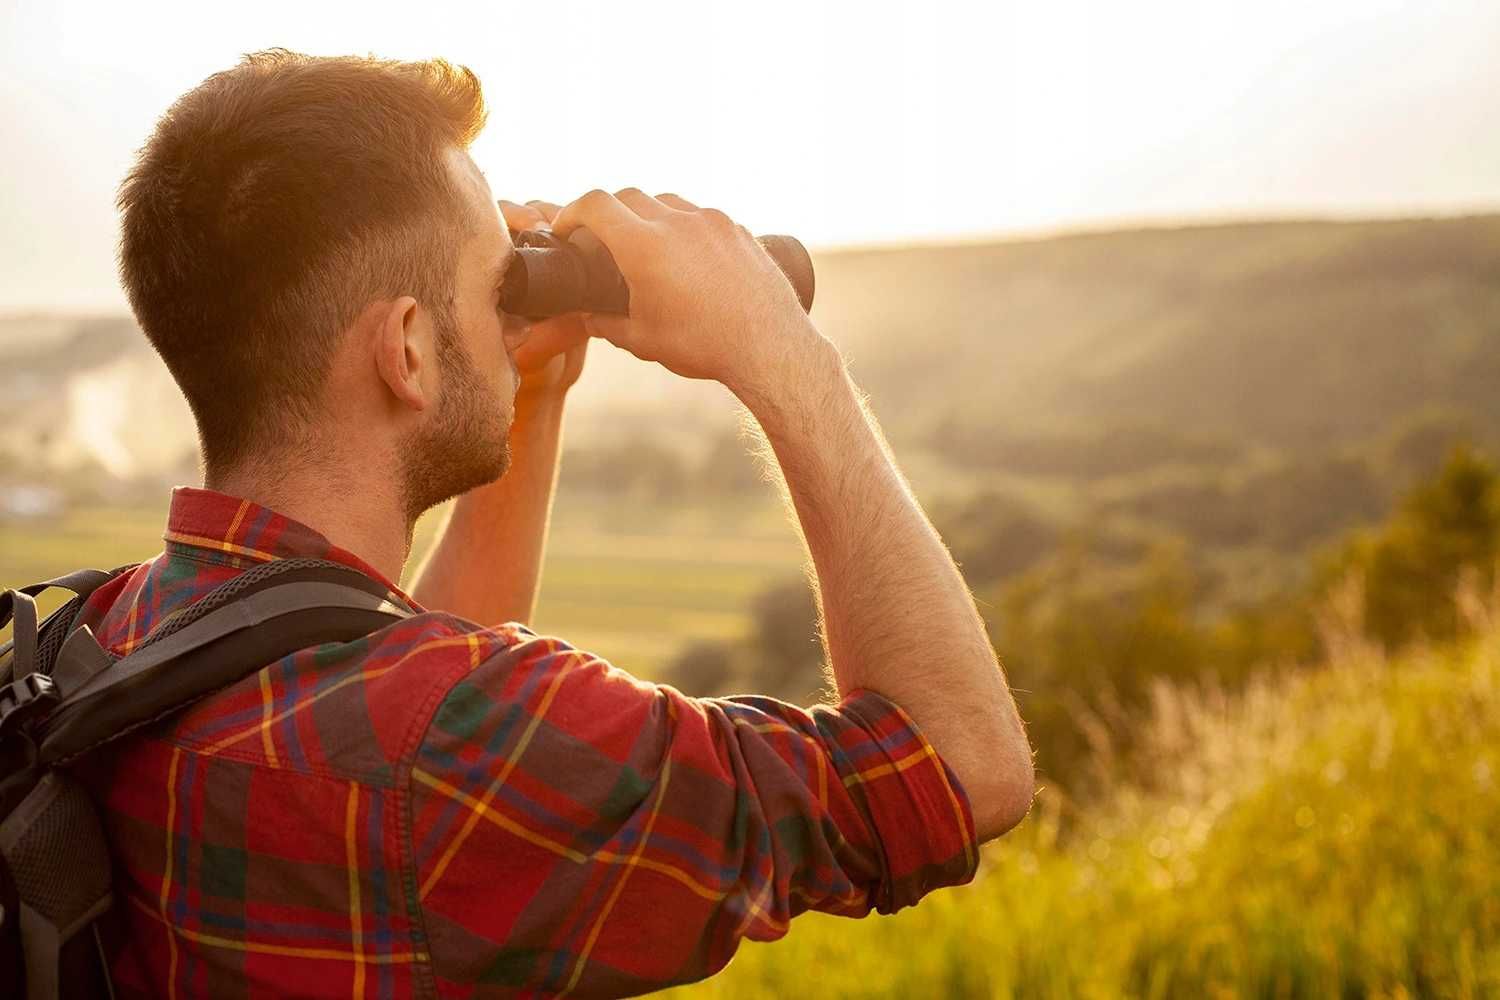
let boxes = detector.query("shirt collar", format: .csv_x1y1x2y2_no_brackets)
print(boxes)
162,485,421,608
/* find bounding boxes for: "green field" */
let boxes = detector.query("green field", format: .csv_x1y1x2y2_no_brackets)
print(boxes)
457,494,805,676
1,493,806,682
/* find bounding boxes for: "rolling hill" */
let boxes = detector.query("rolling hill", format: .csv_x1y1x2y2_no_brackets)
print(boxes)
4,214,1497,485
811,214,1500,452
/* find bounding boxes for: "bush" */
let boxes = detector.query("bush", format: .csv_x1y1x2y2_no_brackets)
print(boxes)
994,540,1210,793
932,491,1057,584
667,640,737,696
1329,445,1500,650
666,577,826,705
981,448,1496,796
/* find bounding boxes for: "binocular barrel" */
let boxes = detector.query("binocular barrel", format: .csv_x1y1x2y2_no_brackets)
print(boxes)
499,227,816,320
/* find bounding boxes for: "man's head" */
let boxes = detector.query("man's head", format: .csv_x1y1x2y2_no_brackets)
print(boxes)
118,49,521,524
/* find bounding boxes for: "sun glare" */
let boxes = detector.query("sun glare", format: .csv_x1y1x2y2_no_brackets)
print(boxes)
2,0,1497,310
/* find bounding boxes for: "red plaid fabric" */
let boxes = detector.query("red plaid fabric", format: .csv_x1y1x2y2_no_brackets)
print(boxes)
66,486,979,998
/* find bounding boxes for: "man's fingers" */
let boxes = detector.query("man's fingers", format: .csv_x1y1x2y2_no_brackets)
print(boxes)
515,317,586,362
655,193,699,211
550,189,647,243
612,187,674,220
498,199,548,233
525,199,562,223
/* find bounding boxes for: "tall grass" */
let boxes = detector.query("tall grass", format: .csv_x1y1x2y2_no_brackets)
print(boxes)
664,584,1500,998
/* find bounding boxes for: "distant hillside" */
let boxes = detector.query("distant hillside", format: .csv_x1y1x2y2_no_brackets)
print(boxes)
5,214,1498,482
810,215,1500,451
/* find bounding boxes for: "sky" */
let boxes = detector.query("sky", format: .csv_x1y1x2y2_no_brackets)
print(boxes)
1,0,1498,311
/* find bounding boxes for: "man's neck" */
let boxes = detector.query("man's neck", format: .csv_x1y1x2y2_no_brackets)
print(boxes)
204,462,413,587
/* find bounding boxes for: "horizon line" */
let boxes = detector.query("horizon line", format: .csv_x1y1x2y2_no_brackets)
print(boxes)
4,203,1499,319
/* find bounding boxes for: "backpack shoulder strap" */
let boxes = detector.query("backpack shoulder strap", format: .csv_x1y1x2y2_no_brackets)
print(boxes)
0,565,138,688
34,559,416,766
0,567,132,621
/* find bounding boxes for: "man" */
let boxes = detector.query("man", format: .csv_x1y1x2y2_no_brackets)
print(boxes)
71,50,1034,997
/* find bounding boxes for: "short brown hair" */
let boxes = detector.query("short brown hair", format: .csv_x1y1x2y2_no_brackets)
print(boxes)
118,49,488,476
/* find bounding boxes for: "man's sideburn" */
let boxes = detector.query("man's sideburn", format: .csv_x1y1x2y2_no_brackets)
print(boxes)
397,311,511,524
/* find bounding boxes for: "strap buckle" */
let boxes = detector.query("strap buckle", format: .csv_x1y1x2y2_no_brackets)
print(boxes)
0,672,59,738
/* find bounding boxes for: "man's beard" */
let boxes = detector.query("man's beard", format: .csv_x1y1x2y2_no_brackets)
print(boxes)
396,315,511,525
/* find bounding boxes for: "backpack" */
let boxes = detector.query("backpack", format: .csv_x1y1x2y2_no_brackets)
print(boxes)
0,557,417,1000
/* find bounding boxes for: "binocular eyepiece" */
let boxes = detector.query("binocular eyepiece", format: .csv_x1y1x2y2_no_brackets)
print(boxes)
499,227,816,320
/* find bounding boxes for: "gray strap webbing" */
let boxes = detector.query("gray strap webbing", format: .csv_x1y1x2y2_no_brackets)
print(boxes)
49,625,113,700
5,591,39,687
0,567,126,629
39,581,409,765
1,565,134,686
23,568,118,599
59,581,406,704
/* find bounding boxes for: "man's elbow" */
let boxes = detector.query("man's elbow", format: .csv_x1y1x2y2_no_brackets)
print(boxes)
971,743,1036,843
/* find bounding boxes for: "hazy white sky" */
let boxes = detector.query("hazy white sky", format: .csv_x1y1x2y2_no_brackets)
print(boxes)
2,0,1497,311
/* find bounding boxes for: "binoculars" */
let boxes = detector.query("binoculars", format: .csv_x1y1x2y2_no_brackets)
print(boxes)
499,227,816,320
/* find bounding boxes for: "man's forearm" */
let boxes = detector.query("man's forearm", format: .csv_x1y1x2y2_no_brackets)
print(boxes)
407,390,567,625
732,335,1034,841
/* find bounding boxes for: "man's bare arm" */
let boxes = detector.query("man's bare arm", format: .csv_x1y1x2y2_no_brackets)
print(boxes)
548,187,1035,842
731,339,1035,841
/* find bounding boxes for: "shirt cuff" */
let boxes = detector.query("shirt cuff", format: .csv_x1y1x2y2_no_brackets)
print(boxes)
822,686,981,913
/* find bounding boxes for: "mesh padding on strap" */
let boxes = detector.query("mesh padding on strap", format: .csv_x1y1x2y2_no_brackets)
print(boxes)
34,596,82,680
138,557,405,648
0,772,111,932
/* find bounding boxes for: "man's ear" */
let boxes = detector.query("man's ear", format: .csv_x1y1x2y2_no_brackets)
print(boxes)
373,295,430,412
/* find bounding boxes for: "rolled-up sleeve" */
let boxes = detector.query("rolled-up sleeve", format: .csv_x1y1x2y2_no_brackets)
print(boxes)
409,631,979,997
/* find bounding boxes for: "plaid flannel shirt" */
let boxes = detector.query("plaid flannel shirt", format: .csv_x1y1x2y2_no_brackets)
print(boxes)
67,486,979,998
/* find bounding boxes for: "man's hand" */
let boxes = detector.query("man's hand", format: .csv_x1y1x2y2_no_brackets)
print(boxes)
548,189,824,403
498,199,589,401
